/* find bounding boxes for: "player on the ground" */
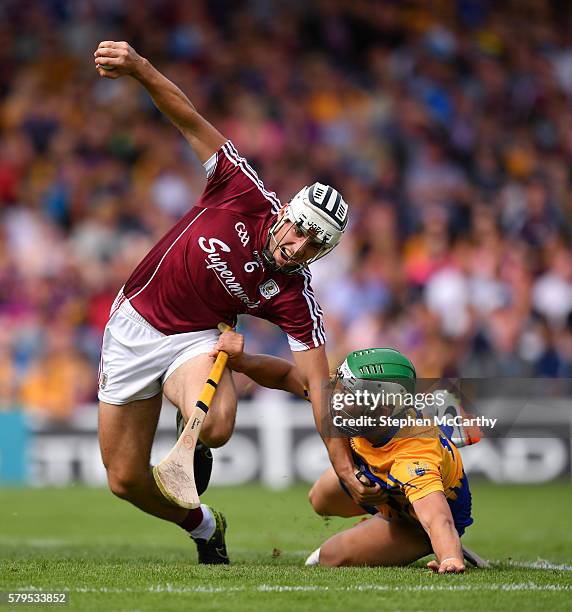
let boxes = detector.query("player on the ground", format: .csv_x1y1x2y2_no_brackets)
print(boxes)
93,41,376,565
213,330,473,573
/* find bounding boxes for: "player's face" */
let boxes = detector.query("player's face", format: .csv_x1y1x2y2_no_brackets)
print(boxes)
270,220,322,268
332,373,399,440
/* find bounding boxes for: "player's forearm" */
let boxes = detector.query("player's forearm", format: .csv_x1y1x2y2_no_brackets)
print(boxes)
425,516,463,563
414,495,463,563
231,353,306,398
322,436,357,481
132,58,201,132
306,379,356,480
293,347,358,480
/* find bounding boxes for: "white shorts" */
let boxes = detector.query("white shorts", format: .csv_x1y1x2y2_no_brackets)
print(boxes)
98,297,220,405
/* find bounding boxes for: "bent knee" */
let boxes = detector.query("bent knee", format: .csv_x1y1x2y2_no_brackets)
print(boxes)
308,483,329,516
106,468,147,500
199,415,235,448
199,427,231,448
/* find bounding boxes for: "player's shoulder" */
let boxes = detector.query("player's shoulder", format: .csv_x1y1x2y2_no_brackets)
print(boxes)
268,266,318,296
204,141,239,179
286,266,315,287
390,433,442,460
201,140,282,217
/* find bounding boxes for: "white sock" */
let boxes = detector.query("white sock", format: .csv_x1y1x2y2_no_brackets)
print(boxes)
305,547,321,566
189,504,215,540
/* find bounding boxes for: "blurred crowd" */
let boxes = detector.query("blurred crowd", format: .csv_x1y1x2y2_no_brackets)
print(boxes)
1,0,572,421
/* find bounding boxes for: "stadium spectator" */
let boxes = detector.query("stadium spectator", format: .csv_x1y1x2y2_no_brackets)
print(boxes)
1,0,572,418
19,323,93,422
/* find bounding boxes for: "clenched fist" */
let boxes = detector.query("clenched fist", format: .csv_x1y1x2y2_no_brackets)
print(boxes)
209,330,245,364
94,41,145,78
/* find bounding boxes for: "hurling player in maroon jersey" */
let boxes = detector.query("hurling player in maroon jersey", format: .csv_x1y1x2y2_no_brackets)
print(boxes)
94,41,383,563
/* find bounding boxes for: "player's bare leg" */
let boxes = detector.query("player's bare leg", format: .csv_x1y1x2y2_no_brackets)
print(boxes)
306,467,430,567
99,394,228,563
308,467,367,517
160,353,236,564
98,394,187,523
163,353,237,448
317,514,431,567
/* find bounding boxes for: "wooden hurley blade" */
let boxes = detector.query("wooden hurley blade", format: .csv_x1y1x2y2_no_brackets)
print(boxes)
152,406,206,509
153,323,232,509
153,462,199,509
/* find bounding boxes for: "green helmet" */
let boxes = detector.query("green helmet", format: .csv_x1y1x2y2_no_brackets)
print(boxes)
336,348,416,396
330,348,416,437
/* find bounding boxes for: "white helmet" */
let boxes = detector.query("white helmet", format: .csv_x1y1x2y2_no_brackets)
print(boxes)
263,182,349,273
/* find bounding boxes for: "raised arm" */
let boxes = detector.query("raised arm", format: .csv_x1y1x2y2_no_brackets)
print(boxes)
94,41,226,163
413,491,465,574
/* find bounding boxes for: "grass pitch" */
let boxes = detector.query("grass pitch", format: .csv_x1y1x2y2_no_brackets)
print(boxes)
1,482,571,611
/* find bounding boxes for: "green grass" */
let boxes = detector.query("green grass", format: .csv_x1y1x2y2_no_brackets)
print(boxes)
1,483,571,611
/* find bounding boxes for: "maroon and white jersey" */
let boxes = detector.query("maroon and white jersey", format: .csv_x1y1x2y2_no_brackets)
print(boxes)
123,141,326,351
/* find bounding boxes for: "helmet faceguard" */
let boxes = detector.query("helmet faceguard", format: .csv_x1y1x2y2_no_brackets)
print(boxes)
332,348,417,433
263,182,348,274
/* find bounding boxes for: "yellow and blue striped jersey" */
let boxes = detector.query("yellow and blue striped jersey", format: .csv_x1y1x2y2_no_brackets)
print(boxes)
349,421,473,535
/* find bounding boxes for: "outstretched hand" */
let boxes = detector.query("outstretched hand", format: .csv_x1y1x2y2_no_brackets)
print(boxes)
94,41,144,78
427,557,466,574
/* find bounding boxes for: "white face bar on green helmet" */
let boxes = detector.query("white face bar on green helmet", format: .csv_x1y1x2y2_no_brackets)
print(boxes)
263,182,349,273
